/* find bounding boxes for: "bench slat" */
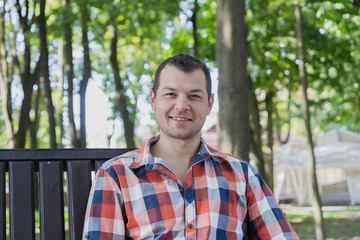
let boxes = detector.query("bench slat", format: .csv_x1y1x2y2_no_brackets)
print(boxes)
9,161,35,240
0,162,5,240
67,160,92,240
39,161,65,240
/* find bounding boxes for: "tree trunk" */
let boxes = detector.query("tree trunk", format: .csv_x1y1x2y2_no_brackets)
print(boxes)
295,4,326,240
63,0,78,147
38,0,57,148
353,0,360,7
30,84,41,149
0,3,15,148
249,78,268,182
216,0,250,160
14,0,39,148
265,90,274,191
57,38,65,148
191,0,199,57
10,20,21,80
276,90,291,144
109,22,136,148
79,1,91,148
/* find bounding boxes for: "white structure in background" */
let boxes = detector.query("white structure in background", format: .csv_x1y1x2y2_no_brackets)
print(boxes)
201,112,218,147
274,128,360,206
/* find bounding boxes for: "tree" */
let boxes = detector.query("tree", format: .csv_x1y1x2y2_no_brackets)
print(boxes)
190,0,199,57
249,78,268,182
295,4,325,239
1,0,360,151
108,7,135,148
63,0,78,147
275,90,291,144
78,0,91,148
38,0,57,148
56,26,65,148
14,0,40,148
216,0,250,160
166,0,216,62
265,90,274,189
30,84,41,148
0,1,14,148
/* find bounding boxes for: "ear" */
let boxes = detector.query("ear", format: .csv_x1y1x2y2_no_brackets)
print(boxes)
150,89,156,111
207,93,214,115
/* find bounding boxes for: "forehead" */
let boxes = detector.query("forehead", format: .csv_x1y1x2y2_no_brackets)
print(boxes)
158,65,207,90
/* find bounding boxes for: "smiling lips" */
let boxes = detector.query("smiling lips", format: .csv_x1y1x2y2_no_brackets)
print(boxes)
170,116,192,122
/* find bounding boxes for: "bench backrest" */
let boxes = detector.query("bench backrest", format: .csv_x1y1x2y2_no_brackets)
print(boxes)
0,148,132,240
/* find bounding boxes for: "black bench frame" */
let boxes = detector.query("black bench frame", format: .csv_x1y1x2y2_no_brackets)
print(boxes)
0,148,131,240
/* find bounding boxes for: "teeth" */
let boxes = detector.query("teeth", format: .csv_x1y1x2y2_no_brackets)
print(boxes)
172,117,190,121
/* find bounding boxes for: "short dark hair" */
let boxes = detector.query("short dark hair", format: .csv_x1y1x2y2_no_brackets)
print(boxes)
152,53,212,100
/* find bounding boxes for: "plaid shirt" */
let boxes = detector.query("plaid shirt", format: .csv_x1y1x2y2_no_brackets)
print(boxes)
83,136,298,239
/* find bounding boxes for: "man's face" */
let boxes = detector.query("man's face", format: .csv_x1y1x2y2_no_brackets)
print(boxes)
150,65,214,141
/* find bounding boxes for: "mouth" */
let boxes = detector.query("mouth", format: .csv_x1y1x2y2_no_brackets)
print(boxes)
170,116,192,122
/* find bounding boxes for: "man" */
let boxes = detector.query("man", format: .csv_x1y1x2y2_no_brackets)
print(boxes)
83,54,299,239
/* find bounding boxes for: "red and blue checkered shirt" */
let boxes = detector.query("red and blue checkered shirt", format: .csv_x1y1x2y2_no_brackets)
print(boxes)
83,136,298,239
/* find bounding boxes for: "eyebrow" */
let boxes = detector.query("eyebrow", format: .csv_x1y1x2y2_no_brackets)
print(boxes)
190,89,205,93
161,87,176,91
161,87,205,94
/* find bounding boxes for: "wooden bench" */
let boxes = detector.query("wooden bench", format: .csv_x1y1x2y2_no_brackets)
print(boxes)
0,148,131,240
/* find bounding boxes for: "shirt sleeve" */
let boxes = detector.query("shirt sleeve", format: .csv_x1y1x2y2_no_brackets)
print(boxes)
82,166,126,240
245,164,299,240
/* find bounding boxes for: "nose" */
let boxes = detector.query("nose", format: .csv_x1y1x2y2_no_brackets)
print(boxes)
175,94,190,111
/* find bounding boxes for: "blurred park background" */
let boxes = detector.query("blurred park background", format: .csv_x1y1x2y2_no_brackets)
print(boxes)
1,0,360,239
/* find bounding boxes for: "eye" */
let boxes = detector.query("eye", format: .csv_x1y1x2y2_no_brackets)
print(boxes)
165,92,176,97
190,94,201,99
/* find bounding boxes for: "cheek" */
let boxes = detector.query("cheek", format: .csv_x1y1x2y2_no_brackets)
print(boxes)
196,103,211,116
153,101,170,116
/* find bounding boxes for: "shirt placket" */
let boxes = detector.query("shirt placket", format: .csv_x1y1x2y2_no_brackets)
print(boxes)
184,167,196,240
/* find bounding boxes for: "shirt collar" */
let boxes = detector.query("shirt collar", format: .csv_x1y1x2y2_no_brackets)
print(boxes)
129,136,226,169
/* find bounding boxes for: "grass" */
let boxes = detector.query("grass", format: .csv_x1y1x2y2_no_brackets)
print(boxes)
283,205,360,240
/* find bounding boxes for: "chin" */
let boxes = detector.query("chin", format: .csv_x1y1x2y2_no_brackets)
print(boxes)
171,132,200,140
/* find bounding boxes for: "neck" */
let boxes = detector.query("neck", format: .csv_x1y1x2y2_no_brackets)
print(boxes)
150,134,201,185
152,134,201,160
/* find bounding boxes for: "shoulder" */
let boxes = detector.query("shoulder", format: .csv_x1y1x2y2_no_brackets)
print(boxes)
207,146,266,182
208,146,250,171
97,149,140,175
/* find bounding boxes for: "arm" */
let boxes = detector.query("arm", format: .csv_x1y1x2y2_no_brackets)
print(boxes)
83,166,126,240
246,164,299,240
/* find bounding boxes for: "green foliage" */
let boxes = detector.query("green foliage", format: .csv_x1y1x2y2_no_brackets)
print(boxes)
1,0,360,148
165,0,216,62
246,0,360,138
302,1,360,133
89,0,181,127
